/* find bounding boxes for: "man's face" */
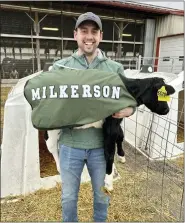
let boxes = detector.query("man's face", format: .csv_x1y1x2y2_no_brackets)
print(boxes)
74,21,103,56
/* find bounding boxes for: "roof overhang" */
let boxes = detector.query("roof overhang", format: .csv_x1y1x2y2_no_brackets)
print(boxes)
87,1,184,16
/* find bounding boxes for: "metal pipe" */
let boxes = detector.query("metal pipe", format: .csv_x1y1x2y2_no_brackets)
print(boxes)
133,20,136,57
25,12,34,22
122,23,129,31
31,28,35,73
1,33,144,44
117,21,123,58
38,14,48,24
35,12,41,71
112,20,115,59
114,22,120,31
60,2,64,59
138,55,142,70
26,9,35,72
171,58,174,73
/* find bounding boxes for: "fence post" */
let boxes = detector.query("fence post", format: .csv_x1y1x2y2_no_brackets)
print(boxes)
138,55,142,70
171,58,174,73
182,59,184,71
136,57,138,69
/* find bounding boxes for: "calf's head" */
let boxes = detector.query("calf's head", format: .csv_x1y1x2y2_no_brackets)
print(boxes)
141,78,175,115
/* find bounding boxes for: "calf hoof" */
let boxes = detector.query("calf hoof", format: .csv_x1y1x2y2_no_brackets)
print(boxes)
104,174,113,194
117,155,126,163
113,167,121,181
103,185,113,195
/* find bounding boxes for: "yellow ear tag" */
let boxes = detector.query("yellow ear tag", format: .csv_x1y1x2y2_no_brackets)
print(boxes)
157,86,170,102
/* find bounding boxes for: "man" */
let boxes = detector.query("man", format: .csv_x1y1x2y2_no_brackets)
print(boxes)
52,12,135,222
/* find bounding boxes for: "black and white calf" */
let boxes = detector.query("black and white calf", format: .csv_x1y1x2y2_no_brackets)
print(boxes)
102,77,175,192
44,77,175,193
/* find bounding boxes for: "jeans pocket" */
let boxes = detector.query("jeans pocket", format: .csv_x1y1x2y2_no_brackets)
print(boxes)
59,144,72,170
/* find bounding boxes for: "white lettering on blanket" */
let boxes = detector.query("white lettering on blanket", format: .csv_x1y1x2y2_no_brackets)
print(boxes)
31,85,121,100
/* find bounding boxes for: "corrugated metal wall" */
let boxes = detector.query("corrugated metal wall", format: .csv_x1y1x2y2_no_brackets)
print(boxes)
143,19,156,65
153,14,184,56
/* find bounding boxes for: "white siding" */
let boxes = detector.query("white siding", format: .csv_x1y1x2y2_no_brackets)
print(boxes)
153,15,184,57
157,35,184,74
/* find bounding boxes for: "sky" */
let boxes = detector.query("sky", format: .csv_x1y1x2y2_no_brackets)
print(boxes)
140,1,184,10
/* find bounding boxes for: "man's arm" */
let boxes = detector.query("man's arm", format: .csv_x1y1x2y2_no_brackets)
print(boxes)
112,107,134,118
50,61,60,71
117,64,125,78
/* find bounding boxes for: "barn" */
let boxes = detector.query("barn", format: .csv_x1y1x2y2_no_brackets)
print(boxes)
1,1,184,222
0,1,184,77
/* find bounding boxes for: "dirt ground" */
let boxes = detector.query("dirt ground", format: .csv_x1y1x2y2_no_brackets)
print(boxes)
121,141,184,221
1,140,184,222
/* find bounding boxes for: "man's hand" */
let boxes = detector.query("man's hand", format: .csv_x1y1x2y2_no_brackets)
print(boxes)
112,107,134,119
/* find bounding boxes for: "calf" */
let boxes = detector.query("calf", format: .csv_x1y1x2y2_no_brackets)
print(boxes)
43,77,175,193
103,77,175,192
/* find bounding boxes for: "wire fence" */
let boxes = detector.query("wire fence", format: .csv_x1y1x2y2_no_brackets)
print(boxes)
113,55,184,73
1,55,184,79
119,89,184,221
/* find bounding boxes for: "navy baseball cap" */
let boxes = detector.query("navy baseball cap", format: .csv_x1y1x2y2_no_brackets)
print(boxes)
75,12,102,30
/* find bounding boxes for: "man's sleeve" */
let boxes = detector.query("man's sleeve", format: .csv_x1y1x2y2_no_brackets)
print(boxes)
50,61,59,71
117,64,125,77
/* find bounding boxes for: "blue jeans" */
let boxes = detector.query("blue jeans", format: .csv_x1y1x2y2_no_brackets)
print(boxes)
59,144,110,222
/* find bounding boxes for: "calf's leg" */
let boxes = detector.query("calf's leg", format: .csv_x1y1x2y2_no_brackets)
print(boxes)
103,136,116,192
44,130,61,173
116,126,126,163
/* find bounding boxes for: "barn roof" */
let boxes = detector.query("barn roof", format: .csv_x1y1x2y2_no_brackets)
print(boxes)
87,1,184,16
0,1,184,16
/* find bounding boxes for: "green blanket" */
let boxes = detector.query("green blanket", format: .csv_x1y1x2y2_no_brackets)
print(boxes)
24,68,137,130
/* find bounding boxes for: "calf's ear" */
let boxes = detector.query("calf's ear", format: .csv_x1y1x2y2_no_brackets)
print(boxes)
165,84,175,95
154,82,175,95
154,81,165,91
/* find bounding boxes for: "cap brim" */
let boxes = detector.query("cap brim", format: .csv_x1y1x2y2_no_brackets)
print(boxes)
75,17,101,30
